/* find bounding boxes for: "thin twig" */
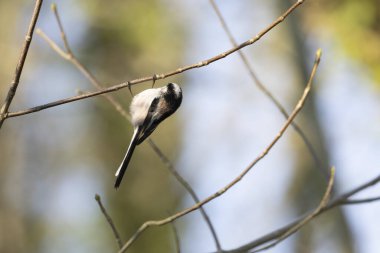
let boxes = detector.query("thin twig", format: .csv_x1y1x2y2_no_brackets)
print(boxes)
37,29,69,59
42,4,221,251
5,0,306,119
251,167,335,253
223,173,380,252
328,174,380,209
36,28,131,120
148,139,222,251
209,0,326,178
0,0,43,129
51,4,71,54
95,194,123,249
118,48,321,253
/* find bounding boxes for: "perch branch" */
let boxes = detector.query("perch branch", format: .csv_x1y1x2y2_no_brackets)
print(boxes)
5,0,306,119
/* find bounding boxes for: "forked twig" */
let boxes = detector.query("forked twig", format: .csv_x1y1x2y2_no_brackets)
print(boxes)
251,167,335,253
223,173,380,252
0,0,43,129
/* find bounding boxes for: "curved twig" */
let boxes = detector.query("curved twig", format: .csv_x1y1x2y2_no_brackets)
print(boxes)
209,0,325,178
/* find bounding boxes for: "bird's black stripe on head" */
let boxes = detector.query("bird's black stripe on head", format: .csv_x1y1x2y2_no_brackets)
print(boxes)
167,83,175,91
164,83,182,109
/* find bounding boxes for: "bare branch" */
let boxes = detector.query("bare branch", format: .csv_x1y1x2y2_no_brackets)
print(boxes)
5,0,306,119
328,174,380,209
0,0,43,129
148,139,222,251
36,28,131,120
251,167,335,253
223,173,380,252
51,4,72,54
41,5,221,251
95,194,123,249
118,48,321,253
209,0,326,178
36,29,69,60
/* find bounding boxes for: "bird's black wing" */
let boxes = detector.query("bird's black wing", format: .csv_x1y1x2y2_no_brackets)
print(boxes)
135,97,160,145
114,127,141,188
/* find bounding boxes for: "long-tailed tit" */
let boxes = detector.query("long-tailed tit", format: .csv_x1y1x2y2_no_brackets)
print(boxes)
114,83,183,188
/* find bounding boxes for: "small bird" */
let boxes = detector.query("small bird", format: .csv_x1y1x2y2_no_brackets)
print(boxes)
114,83,183,188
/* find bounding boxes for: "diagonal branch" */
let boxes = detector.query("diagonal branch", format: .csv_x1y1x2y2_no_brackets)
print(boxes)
209,0,325,178
5,0,306,119
148,139,222,251
118,48,321,253
223,173,380,252
251,167,335,253
42,4,222,251
95,194,123,249
0,0,43,129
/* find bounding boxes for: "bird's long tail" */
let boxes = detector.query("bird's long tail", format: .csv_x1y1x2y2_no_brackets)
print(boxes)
114,129,139,188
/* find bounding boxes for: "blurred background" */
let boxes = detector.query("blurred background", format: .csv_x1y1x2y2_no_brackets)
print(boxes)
0,0,379,252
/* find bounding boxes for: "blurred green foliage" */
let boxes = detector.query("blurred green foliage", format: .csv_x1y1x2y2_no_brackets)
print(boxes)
304,0,380,83
79,0,185,82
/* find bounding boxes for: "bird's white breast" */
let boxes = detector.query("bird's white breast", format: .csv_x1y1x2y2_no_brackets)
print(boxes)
130,88,161,127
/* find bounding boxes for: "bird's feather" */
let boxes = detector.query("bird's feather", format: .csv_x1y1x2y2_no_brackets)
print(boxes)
114,128,140,188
